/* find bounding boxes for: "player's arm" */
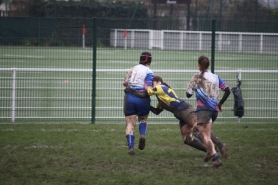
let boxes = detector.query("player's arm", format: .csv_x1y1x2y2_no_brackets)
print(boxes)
146,86,159,96
217,76,231,111
218,86,231,112
186,92,193,98
150,103,163,115
144,71,154,89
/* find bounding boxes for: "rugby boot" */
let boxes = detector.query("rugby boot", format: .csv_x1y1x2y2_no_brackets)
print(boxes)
138,135,146,150
211,153,223,168
220,143,228,159
127,148,135,155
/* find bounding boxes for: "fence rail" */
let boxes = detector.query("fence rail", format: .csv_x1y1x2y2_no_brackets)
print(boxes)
1,68,278,123
110,29,278,54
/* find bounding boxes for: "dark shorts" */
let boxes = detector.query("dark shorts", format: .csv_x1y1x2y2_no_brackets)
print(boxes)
123,93,150,116
173,102,196,128
196,110,218,124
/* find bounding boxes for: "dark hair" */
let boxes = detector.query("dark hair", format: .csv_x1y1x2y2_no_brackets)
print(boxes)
198,55,210,74
153,76,171,88
139,51,152,65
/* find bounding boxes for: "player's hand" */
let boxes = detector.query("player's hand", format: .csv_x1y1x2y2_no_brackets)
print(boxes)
123,81,128,87
218,102,222,112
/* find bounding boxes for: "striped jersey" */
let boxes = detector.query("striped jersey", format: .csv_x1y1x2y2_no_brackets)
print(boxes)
147,85,184,113
124,64,154,91
186,71,228,111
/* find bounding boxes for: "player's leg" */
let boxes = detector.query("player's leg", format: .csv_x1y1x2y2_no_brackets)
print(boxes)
210,111,228,159
210,131,228,159
138,115,148,150
125,115,137,154
180,117,207,152
136,96,151,150
174,105,206,152
197,122,216,158
197,110,222,167
123,93,137,154
194,128,227,158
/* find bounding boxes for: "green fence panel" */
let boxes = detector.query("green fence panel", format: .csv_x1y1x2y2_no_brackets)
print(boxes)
0,17,277,123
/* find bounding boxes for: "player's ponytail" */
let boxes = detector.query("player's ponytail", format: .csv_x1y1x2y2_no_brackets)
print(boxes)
198,55,210,76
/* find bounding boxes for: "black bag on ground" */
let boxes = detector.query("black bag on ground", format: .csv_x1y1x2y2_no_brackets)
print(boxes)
231,81,244,118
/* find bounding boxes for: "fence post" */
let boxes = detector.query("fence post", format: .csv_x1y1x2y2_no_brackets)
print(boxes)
211,19,216,74
12,69,16,123
91,18,97,124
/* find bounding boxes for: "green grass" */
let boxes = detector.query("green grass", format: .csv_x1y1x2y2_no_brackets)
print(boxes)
0,123,278,185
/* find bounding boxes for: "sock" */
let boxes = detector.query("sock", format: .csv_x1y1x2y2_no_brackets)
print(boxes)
139,121,147,136
211,131,223,150
194,131,204,143
212,153,221,161
126,132,134,149
186,138,207,153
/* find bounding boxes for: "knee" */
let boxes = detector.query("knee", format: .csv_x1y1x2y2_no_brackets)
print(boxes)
126,123,134,133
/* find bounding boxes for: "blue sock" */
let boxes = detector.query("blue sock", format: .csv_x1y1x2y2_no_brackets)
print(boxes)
139,121,147,136
195,131,204,143
126,133,134,149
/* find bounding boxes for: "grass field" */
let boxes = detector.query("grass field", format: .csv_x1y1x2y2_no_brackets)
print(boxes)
0,123,278,185
1,46,278,123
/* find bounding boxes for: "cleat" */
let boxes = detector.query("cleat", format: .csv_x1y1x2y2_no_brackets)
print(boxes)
220,143,228,159
138,135,146,150
211,153,222,168
203,152,212,162
127,148,135,155
211,160,223,168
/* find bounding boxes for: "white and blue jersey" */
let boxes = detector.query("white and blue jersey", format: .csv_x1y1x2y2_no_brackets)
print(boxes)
186,71,228,112
123,64,154,116
124,64,154,91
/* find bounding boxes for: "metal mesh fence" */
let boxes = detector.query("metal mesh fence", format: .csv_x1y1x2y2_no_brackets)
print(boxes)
0,17,277,123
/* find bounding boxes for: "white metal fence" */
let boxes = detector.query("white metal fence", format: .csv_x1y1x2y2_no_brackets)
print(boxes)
1,68,278,123
110,29,278,54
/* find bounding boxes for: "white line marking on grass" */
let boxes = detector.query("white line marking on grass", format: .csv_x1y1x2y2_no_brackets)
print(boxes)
24,145,64,149
1,128,15,131
203,163,210,167
0,60,24,62
4,54,45,59
3,145,17,149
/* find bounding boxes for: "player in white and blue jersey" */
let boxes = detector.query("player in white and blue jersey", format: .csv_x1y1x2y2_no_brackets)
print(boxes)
123,51,154,154
186,55,231,168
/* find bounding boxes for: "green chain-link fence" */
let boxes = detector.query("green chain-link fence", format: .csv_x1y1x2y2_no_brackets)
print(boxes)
0,17,277,123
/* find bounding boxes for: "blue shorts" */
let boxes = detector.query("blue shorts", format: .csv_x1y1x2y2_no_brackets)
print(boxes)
124,93,150,116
